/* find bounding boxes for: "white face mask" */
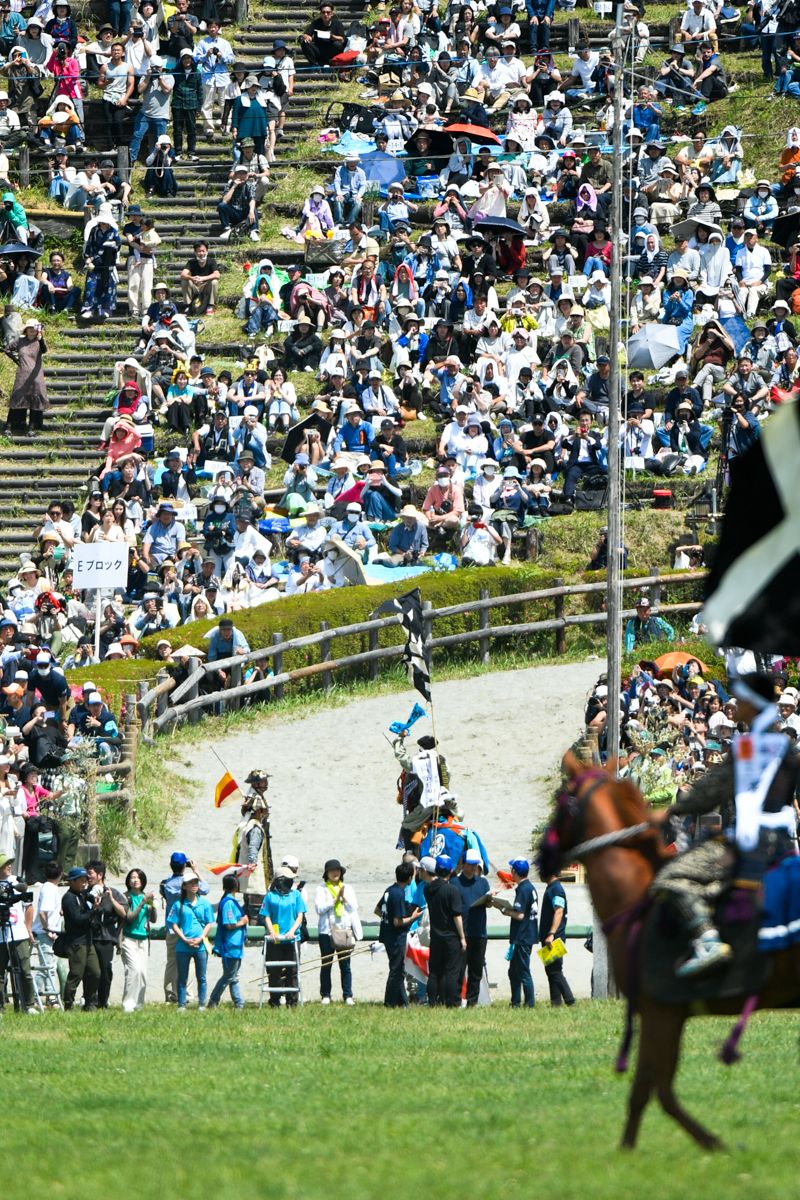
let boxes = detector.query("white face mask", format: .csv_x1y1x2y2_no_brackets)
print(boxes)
38,666,50,676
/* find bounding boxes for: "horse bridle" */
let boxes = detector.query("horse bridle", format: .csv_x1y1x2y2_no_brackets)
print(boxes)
554,768,651,862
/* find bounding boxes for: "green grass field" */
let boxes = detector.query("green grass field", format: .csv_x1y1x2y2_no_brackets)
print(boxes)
4,1002,796,1199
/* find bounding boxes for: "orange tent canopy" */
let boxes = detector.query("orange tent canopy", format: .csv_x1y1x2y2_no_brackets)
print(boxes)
654,651,709,678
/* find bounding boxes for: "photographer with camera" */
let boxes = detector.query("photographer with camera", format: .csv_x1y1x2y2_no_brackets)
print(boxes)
0,852,36,1011
195,18,234,137
202,496,237,576
128,54,174,164
61,865,101,1010
85,861,127,1009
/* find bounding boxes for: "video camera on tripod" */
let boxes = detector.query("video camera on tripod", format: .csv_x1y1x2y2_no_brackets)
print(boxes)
0,878,33,916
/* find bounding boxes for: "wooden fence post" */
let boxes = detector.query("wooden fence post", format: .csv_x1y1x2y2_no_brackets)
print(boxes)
136,678,150,735
155,667,169,726
422,600,434,677
272,632,285,700
567,16,581,50
229,661,242,711
18,144,29,188
187,657,204,725
554,577,566,656
650,566,662,609
478,587,491,666
234,0,249,25
84,759,97,847
368,625,379,681
319,620,333,692
117,144,130,182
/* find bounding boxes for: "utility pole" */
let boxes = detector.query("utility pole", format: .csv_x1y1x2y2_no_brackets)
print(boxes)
592,0,627,1002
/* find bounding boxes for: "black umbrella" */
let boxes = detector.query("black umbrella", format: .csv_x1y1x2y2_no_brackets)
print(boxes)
772,210,800,249
403,128,453,166
473,216,527,237
281,411,333,465
0,241,41,258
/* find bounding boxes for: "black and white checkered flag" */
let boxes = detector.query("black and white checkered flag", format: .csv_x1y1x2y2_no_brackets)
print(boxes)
375,588,432,701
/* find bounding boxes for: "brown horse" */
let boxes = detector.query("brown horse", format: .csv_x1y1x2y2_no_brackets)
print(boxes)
542,751,800,1151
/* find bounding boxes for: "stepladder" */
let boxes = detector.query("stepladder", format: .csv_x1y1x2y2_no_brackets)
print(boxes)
258,937,303,1007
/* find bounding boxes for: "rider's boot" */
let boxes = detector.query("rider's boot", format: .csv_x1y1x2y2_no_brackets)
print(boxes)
672,893,733,978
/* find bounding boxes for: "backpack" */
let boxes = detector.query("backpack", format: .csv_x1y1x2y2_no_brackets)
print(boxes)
574,473,608,511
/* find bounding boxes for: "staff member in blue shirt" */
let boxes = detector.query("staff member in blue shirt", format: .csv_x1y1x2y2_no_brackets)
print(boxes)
259,867,306,1006
167,869,215,1010
452,848,491,1007
491,857,538,1008
539,870,575,1007
208,873,248,1009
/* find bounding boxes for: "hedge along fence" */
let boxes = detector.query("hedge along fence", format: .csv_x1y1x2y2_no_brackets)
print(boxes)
131,569,707,732
73,566,708,719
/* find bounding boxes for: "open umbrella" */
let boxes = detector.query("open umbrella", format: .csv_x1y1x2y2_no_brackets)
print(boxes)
0,241,41,258
403,128,453,165
626,323,681,369
654,651,709,678
771,210,800,249
668,218,722,242
473,215,527,237
281,410,333,465
443,122,501,146
171,644,206,660
358,148,406,188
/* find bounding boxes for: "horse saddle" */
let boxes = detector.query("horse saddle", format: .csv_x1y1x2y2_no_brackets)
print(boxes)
642,891,772,1006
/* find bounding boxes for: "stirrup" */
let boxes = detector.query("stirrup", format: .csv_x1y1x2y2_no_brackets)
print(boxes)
676,932,732,978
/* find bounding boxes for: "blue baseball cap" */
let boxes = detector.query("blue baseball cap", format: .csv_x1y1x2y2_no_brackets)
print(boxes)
435,854,454,873
67,866,87,880
508,858,530,876
170,851,188,867
273,38,286,48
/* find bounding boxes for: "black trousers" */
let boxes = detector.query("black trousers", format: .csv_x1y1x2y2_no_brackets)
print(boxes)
103,100,127,150
95,940,116,1008
427,935,464,1007
464,936,486,1006
266,939,299,1006
383,935,408,1007
545,958,575,1006
173,107,197,154
64,942,100,1009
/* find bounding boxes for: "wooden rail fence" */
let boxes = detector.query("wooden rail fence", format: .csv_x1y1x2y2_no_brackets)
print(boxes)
136,571,706,734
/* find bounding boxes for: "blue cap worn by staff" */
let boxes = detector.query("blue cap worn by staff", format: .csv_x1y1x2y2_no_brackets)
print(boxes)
509,858,529,877
170,852,188,867
436,855,454,874
67,867,87,880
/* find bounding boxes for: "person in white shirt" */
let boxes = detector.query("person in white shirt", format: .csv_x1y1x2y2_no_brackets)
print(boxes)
561,43,599,95
735,229,772,316
286,556,329,595
472,458,502,517
620,404,655,462
680,0,717,51
271,41,294,138
285,504,328,557
0,854,37,1010
32,859,66,992
194,19,234,134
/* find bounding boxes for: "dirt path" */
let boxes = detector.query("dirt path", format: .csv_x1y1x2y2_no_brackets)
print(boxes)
115,659,602,1004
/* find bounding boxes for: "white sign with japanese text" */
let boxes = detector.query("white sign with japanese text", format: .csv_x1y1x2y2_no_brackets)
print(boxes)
72,543,129,591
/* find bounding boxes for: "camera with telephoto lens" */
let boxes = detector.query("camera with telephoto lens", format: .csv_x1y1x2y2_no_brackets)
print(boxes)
0,879,33,916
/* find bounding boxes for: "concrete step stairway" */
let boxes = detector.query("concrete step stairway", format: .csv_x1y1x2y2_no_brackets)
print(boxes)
0,0,351,578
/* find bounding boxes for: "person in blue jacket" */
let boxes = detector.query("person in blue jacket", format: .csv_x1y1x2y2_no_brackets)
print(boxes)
167,870,215,1009
539,870,575,1006
662,269,695,354
208,873,248,1009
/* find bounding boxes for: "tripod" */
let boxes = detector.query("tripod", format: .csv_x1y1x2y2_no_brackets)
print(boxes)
715,407,734,501
0,912,30,1014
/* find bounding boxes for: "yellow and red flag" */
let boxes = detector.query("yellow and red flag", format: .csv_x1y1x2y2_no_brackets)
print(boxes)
214,771,241,809
206,862,251,877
